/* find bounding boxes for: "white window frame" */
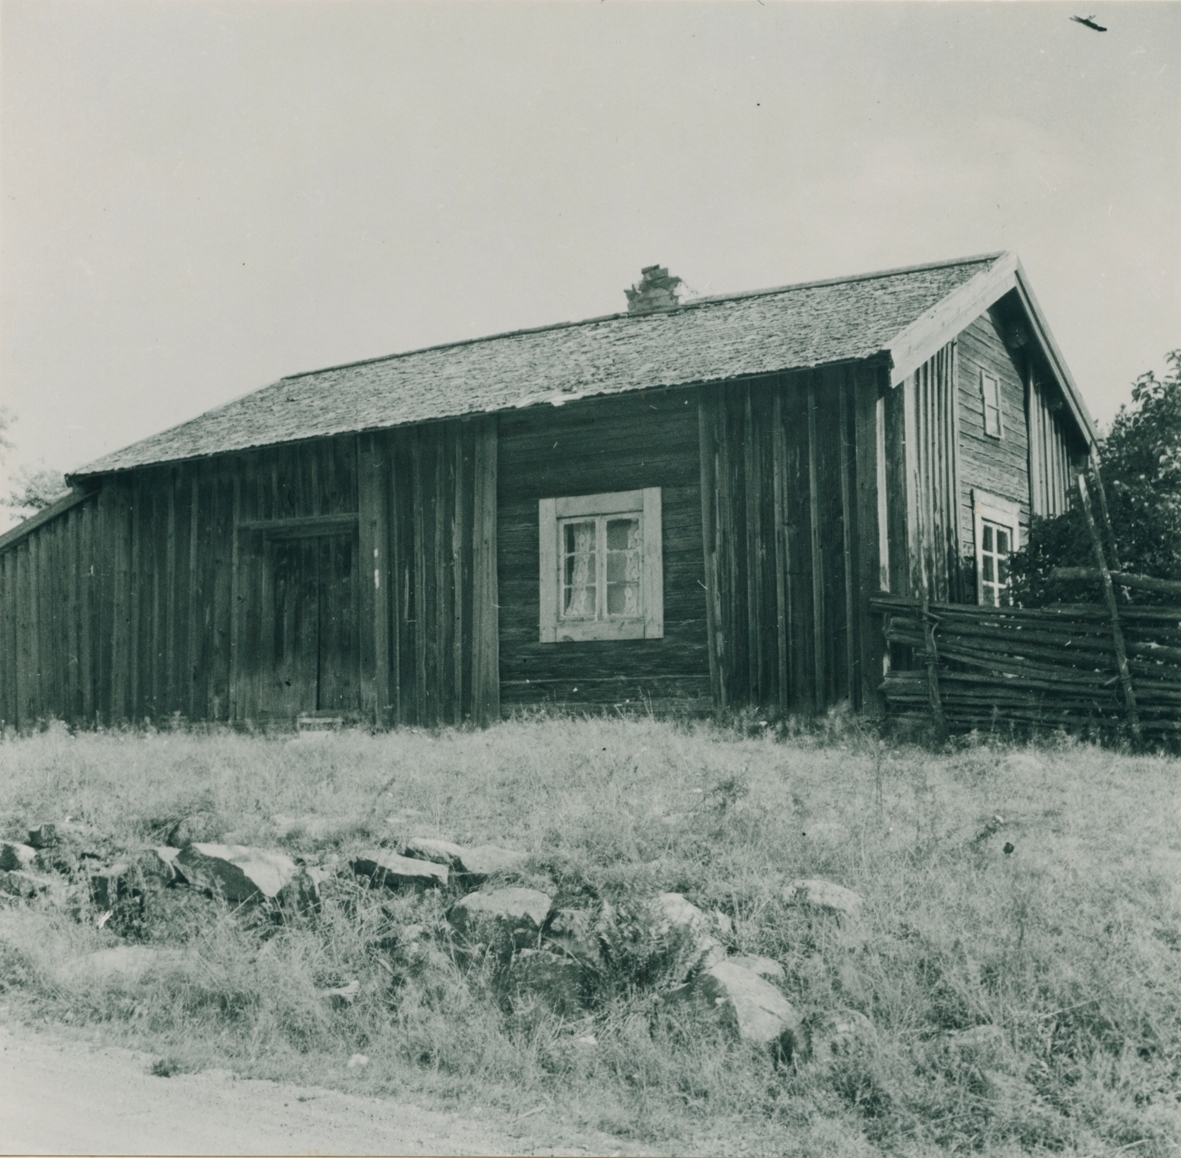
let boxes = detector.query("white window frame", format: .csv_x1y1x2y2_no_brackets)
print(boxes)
972,490,1021,606
538,488,663,642
981,370,1003,438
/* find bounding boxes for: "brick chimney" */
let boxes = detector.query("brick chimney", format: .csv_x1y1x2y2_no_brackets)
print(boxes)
625,265,682,315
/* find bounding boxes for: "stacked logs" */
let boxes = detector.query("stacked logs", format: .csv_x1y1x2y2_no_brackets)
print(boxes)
870,593,1181,742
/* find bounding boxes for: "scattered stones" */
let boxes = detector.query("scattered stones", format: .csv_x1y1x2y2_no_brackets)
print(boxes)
674,959,801,1056
782,878,864,919
0,841,37,872
352,850,448,890
168,811,223,847
504,948,585,1015
177,843,298,904
448,887,552,955
26,823,58,849
806,1009,875,1067
403,836,467,867
455,845,528,879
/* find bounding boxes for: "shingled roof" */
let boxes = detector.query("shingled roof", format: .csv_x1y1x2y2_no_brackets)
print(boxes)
73,251,1067,479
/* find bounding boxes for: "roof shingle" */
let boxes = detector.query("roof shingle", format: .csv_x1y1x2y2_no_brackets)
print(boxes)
73,253,1002,478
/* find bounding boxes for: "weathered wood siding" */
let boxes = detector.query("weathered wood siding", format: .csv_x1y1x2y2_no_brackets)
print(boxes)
1027,376,1079,517
956,309,1032,537
497,388,711,714
700,364,886,714
0,422,498,729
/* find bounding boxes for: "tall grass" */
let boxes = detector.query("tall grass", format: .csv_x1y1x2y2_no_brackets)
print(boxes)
1,716,1178,1155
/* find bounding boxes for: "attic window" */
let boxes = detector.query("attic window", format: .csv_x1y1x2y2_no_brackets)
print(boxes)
981,371,1003,438
539,489,663,642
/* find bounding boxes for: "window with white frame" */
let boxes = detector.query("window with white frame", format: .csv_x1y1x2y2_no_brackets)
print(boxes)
539,488,663,641
972,490,1021,607
981,371,1003,438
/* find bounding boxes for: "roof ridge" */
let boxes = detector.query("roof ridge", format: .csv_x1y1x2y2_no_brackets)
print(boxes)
278,252,1007,383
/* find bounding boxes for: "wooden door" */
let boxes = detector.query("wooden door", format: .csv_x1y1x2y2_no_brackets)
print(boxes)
266,533,358,718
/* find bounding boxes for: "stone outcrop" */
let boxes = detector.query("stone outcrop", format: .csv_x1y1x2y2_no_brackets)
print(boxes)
177,843,298,903
455,845,527,879
168,812,224,846
674,959,801,1056
403,837,467,867
649,892,726,979
26,823,58,849
0,841,37,871
352,850,448,890
782,878,864,918
447,887,552,955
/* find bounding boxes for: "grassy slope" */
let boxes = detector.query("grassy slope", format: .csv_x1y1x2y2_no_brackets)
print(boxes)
0,718,1178,1156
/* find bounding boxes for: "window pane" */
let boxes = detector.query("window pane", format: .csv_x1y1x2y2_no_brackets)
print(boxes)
607,582,640,616
605,517,641,618
562,520,596,618
983,557,994,583
997,528,1010,554
983,524,993,552
998,556,1010,584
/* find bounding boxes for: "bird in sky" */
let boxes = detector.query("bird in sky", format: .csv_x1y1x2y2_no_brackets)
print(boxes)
1070,15,1107,32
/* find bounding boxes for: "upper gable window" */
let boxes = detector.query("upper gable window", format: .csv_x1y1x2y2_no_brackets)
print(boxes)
981,371,1003,438
538,488,663,642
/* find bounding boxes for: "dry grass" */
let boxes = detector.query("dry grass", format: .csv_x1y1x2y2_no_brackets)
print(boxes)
0,715,1178,1155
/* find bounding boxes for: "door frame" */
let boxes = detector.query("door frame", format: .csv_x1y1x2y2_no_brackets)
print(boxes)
232,513,362,724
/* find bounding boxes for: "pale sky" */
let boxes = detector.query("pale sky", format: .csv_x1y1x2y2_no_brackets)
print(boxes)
1,1,1178,528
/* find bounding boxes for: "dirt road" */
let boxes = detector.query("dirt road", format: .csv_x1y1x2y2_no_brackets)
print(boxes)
0,1022,647,1156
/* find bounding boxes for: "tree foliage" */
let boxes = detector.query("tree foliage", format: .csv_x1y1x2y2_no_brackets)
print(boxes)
1011,350,1181,606
2,465,68,518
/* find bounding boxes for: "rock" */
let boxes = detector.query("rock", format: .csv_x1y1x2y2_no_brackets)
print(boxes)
649,892,725,978
544,907,605,972
783,879,864,918
89,863,132,909
455,845,528,879
352,850,448,890
136,846,186,887
346,1053,369,1068
26,823,58,849
806,1009,875,1066
676,960,801,1056
0,869,54,899
730,954,784,981
504,948,585,1016
176,843,298,903
277,865,329,915
168,811,223,846
447,887,552,955
403,836,467,867
0,842,37,872
67,946,187,985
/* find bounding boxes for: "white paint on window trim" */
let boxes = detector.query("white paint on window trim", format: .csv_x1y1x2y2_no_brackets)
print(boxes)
972,489,1021,605
538,487,663,643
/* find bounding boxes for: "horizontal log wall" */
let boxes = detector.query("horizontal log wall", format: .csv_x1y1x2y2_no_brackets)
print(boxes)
497,388,710,715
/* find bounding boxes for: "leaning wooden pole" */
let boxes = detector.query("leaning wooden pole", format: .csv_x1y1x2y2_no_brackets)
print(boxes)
1088,453,1123,573
1077,474,1140,742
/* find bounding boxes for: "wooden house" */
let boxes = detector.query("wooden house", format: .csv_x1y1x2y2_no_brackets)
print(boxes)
0,252,1097,729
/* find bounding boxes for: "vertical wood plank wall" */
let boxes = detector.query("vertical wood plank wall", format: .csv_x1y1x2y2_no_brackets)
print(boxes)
902,344,964,602
0,421,499,729
1027,377,1078,517
699,363,885,715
